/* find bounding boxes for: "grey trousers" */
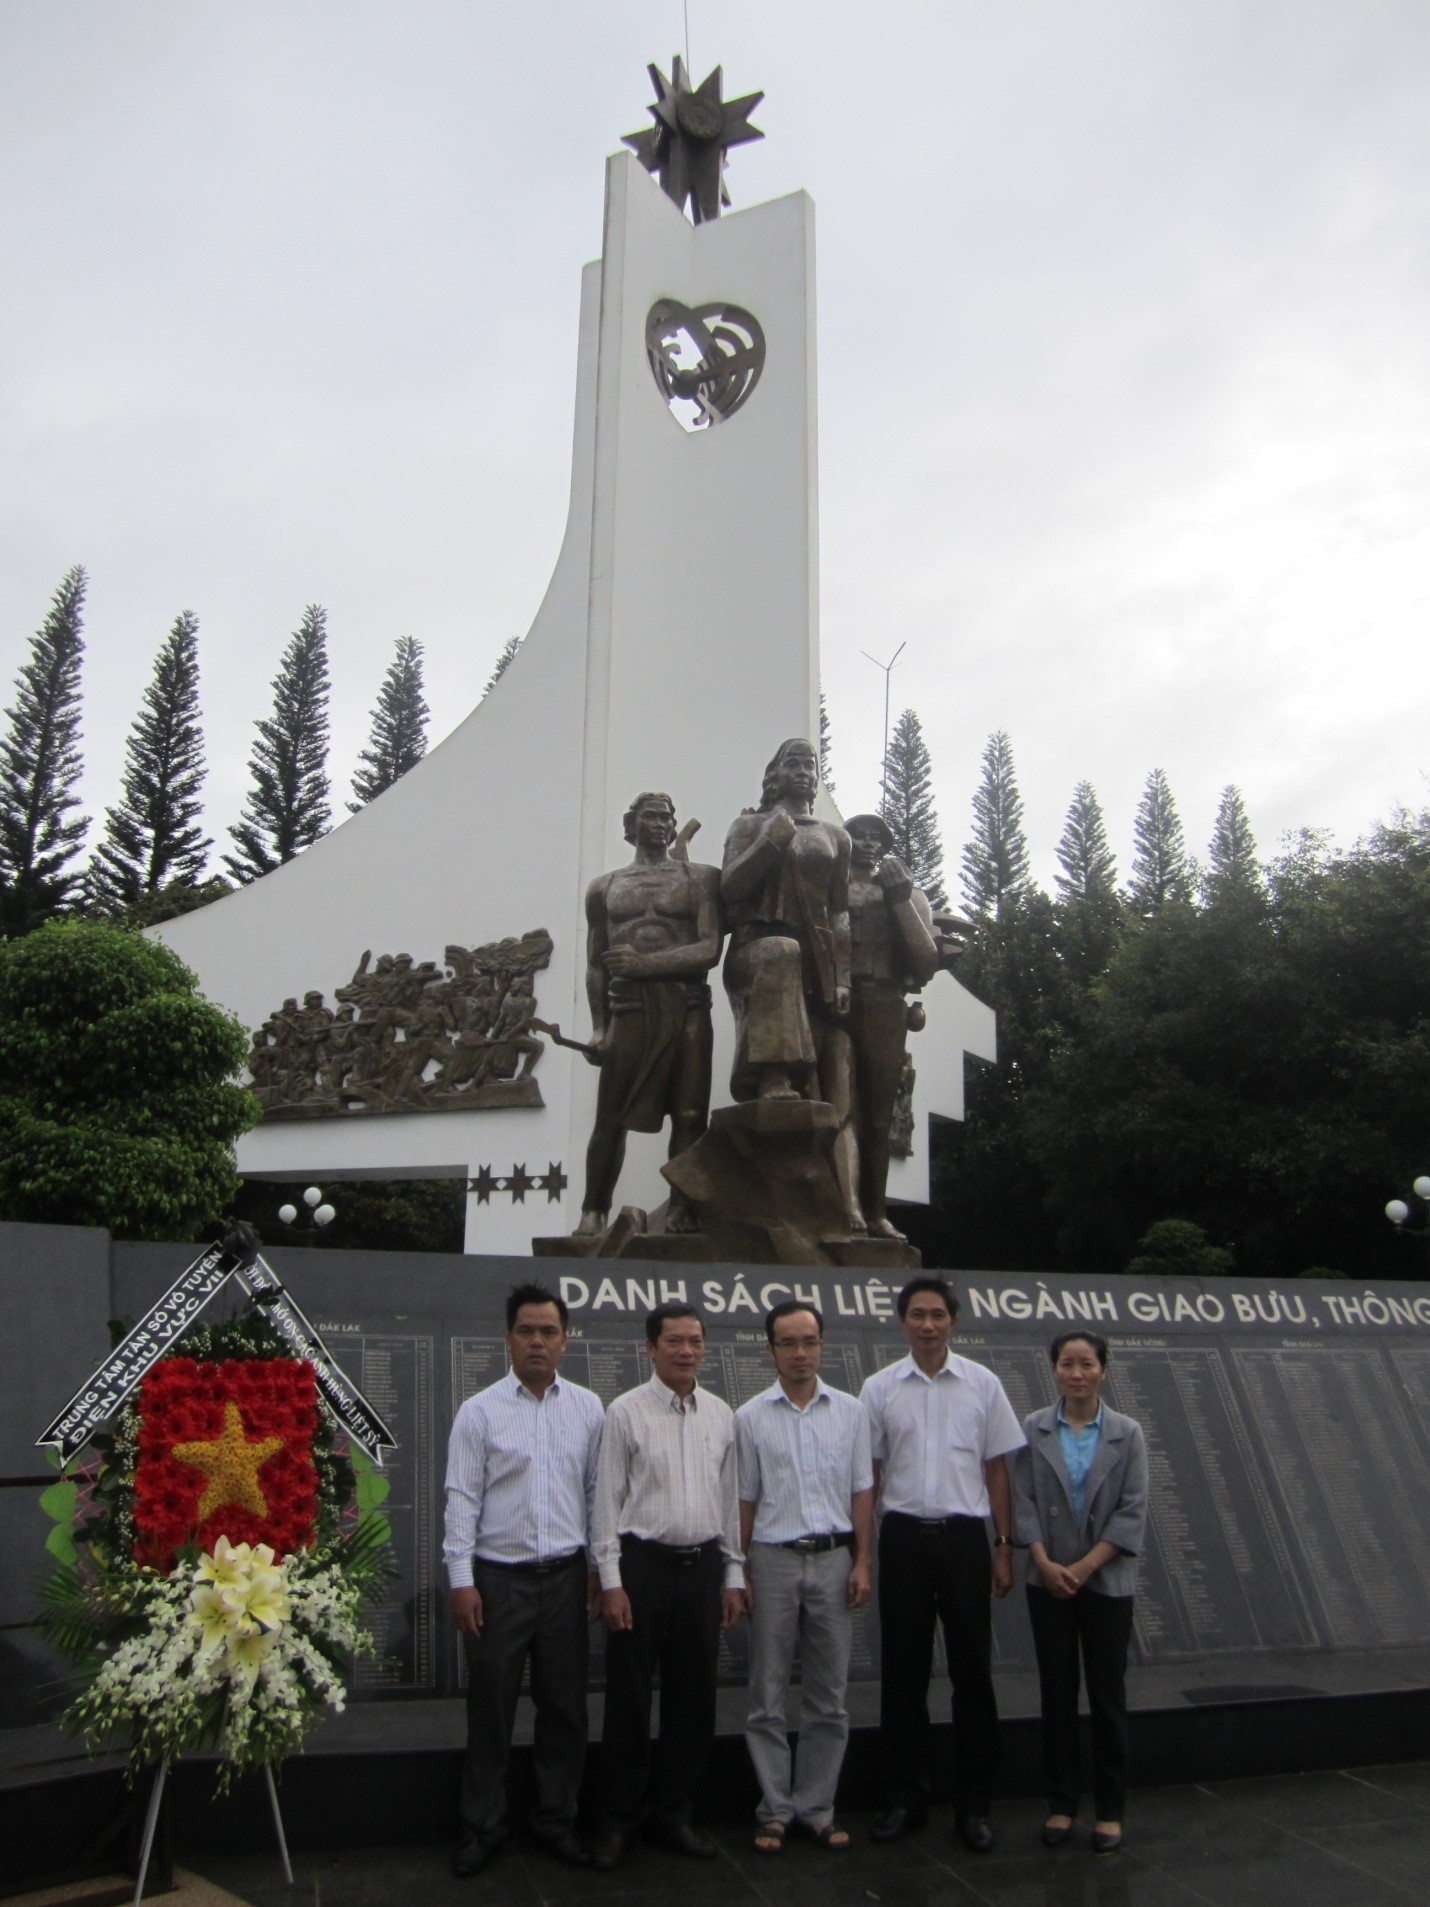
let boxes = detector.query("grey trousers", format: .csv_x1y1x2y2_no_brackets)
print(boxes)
461,1555,588,1846
745,1543,853,1829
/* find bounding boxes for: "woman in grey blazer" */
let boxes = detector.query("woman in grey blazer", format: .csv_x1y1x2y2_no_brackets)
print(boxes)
1010,1331,1148,1855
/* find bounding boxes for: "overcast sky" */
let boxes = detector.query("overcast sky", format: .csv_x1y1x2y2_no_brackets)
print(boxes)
2,1,1427,898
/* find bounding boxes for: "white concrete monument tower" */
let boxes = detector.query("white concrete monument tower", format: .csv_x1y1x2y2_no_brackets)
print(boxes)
156,66,994,1252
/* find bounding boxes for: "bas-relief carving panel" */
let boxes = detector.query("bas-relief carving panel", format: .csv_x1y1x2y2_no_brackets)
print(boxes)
248,929,552,1121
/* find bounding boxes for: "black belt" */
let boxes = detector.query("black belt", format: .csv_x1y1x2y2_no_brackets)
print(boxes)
472,1550,584,1576
621,1534,721,1565
884,1511,984,1532
779,1531,855,1553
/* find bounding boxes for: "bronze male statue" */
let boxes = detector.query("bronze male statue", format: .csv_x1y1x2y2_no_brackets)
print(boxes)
844,814,940,1239
578,793,722,1236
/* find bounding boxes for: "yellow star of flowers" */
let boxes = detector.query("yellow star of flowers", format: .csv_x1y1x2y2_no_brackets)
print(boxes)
172,1400,283,1523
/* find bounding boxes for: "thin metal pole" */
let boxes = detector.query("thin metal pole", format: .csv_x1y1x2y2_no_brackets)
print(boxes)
883,673,891,803
684,0,691,75
861,642,906,812
265,1763,295,1886
132,1761,168,1905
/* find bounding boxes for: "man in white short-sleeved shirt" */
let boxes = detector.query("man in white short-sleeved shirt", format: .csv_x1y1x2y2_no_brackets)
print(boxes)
736,1300,874,1850
860,1276,1025,1854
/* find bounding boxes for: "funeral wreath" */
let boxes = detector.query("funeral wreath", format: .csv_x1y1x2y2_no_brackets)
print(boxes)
38,1304,392,1786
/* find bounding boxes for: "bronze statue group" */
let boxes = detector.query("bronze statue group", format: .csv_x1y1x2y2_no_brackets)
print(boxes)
577,735,956,1244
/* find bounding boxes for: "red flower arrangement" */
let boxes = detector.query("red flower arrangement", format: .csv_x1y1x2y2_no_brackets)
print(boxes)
132,1358,319,1569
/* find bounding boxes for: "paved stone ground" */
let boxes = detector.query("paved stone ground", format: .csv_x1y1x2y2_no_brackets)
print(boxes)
187,1763,1430,1907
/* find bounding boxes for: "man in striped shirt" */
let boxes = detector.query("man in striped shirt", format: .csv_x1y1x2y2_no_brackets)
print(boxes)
736,1300,874,1853
589,1301,746,1870
443,1282,605,1878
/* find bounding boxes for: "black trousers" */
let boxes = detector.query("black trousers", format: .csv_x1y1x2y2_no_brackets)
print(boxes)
877,1513,998,1812
461,1553,589,1846
600,1536,723,1830
1025,1585,1135,1820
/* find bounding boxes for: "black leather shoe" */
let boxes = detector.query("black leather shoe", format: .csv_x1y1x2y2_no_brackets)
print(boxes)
1091,1828,1123,1855
538,1829,591,1867
590,1827,629,1872
452,1839,498,1877
870,1805,928,1842
1042,1819,1074,1848
956,1813,995,1853
645,1819,718,1859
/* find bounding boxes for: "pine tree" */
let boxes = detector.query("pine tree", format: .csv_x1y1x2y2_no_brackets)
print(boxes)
0,566,90,935
224,605,331,884
1203,784,1261,901
959,728,1030,919
880,708,946,906
818,689,835,796
1127,766,1191,914
349,636,430,812
1053,780,1122,988
88,610,211,911
1055,781,1117,901
483,635,521,696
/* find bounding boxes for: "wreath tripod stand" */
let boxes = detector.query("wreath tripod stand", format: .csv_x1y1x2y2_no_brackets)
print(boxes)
132,1760,294,1902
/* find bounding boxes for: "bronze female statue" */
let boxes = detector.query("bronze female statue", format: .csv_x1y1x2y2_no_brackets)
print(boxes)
720,737,862,1229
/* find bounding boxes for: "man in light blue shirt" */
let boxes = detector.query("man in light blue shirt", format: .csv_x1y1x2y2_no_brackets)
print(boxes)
736,1301,874,1852
443,1282,605,1879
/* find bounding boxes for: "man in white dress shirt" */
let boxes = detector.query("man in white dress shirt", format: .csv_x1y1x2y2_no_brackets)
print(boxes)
443,1282,605,1877
589,1301,746,1870
736,1300,874,1852
860,1276,1025,1854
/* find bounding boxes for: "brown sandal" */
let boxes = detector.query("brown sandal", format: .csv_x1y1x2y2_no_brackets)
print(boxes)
798,1820,850,1851
754,1822,786,1855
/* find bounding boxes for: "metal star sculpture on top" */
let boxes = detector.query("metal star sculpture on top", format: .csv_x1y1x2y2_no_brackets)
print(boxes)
622,57,764,224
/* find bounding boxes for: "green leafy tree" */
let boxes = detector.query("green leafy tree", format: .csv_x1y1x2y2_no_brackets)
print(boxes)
928,888,1075,1269
483,635,521,696
1203,783,1261,903
349,636,430,812
1125,1219,1235,1277
959,729,1030,919
1030,819,1430,1277
1127,766,1191,914
0,922,258,1239
225,605,331,883
0,566,89,935
818,689,835,796
881,708,946,905
88,610,211,911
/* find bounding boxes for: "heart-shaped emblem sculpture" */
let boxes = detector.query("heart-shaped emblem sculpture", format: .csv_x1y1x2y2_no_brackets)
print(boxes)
645,298,765,431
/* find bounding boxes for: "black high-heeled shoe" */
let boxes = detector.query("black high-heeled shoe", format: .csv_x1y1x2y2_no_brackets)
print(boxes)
1091,1827,1123,1855
1041,1818,1074,1848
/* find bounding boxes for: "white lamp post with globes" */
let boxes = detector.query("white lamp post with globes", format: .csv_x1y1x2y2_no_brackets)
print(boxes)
1384,1176,1430,1236
277,1185,337,1242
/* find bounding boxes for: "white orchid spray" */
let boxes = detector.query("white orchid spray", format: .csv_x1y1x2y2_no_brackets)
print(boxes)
66,1534,373,1785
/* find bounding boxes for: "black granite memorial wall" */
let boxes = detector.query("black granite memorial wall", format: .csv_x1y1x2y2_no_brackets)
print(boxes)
111,1247,1430,1695
8,1228,1430,1722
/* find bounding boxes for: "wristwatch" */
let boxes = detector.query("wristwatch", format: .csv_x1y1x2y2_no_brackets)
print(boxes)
993,1533,1014,1548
